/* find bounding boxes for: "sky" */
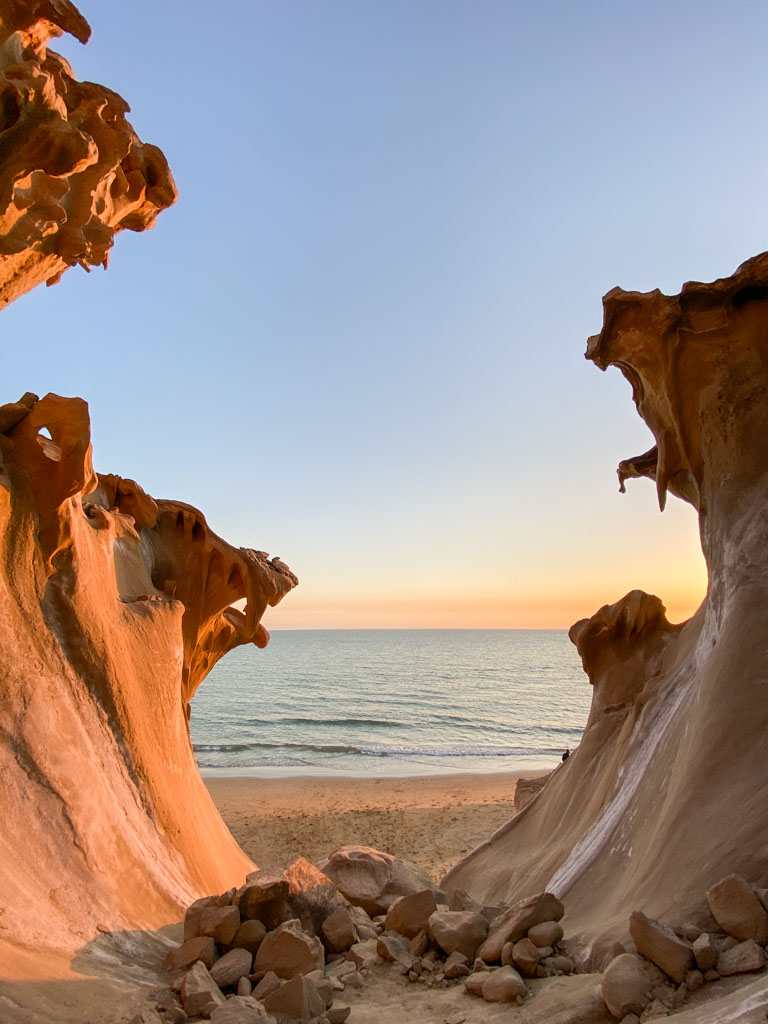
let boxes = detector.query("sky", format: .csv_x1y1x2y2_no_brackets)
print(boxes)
5,0,766,628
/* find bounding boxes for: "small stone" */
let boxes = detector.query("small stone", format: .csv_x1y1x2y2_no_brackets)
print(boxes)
678,924,702,943
473,958,491,972
721,935,739,951
481,965,527,1002
210,948,253,989
672,982,688,1008
321,908,357,953
343,970,365,989
209,996,269,1024
685,969,703,992
428,910,488,960
164,936,217,973
510,937,539,977
443,951,470,979
327,1009,351,1024
232,919,268,954
692,933,718,972
527,921,564,947
237,976,252,997
376,933,412,964
408,970,418,982
551,955,573,974
463,971,488,997
385,890,438,939
263,974,326,1022
329,976,344,992
200,906,241,946
180,961,226,1018
706,875,768,944
477,892,564,963
703,969,719,982
619,1016,640,1024
410,929,429,957
129,1009,164,1024
254,919,324,979
252,970,281,1001
717,938,766,975
348,905,377,941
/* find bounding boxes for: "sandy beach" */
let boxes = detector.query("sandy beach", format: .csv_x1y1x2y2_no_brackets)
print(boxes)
205,770,542,882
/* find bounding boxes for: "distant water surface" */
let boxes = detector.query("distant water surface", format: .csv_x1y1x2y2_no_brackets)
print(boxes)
191,630,591,778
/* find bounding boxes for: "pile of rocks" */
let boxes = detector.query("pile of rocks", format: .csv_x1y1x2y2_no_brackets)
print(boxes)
144,846,578,1024
601,873,768,1021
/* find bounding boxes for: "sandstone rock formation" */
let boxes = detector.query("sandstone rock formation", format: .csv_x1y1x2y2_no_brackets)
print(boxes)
0,0,177,307
0,391,297,964
443,252,768,965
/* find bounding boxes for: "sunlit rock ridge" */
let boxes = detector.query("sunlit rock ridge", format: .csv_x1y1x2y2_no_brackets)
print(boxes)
0,1,297,965
0,0,177,307
444,252,768,966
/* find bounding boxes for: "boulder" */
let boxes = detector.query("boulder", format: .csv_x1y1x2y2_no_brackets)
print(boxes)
409,929,429,956
528,920,564,947
376,933,412,966
283,856,350,936
385,889,438,939
717,938,766,975
180,961,226,1017
164,936,217,973
210,947,253,989
320,908,356,953
443,951,470,979
628,911,694,984
345,938,378,969
692,932,718,972
184,896,223,940
685,969,704,992
254,919,324,979
429,910,488,960
706,875,768,944
209,996,270,1023
477,892,564,962
232,919,268,954
305,969,334,1008
201,906,241,946
551,955,574,974
509,937,539,977
318,846,439,915
263,974,326,1022
481,965,527,1003
237,875,290,927
347,905,377,941
327,1009,351,1024
601,953,653,1019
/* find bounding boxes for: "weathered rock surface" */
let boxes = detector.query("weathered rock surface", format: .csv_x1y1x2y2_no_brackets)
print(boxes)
477,893,563,962
443,253,768,960
428,910,489,960
254,919,324,979
514,774,552,811
481,964,527,1002
180,961,226,1017
263,974,326,1022
528,920,564,947
716,938,766,976
318,846,439,916
321,907,357,952
0,1,177,309
164,936,217,973
601,953,652,1019
706,875,768,944
628,911,694,984
0,388,297,958
384,889,438,939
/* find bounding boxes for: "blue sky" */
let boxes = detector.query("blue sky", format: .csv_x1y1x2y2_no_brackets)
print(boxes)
5,0,766,626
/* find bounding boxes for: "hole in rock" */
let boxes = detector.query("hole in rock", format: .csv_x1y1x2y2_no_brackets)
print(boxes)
0,89,20,132
36,430,61,461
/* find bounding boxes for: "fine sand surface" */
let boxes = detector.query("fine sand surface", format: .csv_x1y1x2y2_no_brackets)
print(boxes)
205,770,543,882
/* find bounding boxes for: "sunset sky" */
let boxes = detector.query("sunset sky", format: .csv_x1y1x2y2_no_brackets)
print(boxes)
5,0,764,628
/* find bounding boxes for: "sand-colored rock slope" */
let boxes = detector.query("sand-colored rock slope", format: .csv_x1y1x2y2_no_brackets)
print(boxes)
0,0,297,973
444,251,768,967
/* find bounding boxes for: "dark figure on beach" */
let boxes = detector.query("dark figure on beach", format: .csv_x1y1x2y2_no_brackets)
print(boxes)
562,748,570,762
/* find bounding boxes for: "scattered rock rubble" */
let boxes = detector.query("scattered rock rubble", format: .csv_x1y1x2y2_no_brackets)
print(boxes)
142,852,768,1024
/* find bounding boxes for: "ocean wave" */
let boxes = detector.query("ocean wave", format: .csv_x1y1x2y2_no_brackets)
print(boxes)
249,717,404,728
194,740,570,761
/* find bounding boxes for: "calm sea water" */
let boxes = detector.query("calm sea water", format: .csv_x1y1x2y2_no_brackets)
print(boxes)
191,630,591,778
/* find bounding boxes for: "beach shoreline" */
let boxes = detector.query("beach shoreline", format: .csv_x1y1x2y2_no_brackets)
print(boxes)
205,769,547,883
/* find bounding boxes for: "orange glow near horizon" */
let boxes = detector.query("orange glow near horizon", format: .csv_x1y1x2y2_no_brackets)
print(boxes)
265,579,708,631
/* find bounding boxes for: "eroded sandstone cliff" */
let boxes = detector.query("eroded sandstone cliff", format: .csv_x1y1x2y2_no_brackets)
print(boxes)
0,0,177,307
444,252,768,967
0,392,297,960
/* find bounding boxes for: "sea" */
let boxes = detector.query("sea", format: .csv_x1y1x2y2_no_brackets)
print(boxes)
191,630,592,778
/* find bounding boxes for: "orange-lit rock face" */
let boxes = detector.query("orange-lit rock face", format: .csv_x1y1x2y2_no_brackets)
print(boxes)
0,0,177,307
445,255,768,965
0,393,297,955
